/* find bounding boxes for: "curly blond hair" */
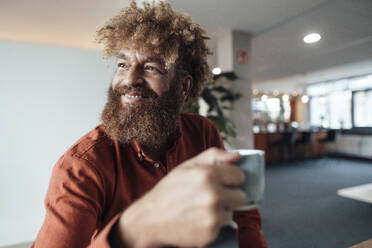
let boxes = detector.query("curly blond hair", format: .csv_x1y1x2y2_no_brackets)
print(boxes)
96,0,212,102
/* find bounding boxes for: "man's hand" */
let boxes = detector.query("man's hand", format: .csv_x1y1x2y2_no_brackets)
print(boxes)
116,148,246,248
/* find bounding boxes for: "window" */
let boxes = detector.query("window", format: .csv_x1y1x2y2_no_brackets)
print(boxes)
307,73,372,131
329,90,352,129
252,96,290,124
353,89,372,127
309,96,328,127
308,80,352,129
266,98,281,121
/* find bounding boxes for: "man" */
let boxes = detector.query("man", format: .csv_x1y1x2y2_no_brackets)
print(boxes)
33,1,267,247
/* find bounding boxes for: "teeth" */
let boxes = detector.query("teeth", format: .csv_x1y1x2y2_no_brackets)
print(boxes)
126,95,143,99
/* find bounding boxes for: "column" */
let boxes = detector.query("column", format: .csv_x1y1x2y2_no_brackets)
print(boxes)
215,30,253,149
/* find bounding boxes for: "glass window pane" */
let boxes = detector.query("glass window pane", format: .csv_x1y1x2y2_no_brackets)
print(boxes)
332,79,348,92
267,98,280,121
353,90,372,127
283,100,291,122
310,96,328,127
307,82,328,96
307,73,372,129
328,91,352,129
350,74,372,91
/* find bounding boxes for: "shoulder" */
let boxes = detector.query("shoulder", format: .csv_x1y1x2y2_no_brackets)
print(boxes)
45,126,117,217
180,113,218,131
55,125,118,188
67,125,115,162
180,113,224,149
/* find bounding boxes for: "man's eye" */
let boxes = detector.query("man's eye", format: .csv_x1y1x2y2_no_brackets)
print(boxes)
117,63,128,69
144,65,164,74
144,65,157,71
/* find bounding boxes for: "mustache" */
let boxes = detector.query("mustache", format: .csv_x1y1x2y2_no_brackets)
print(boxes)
112,85,158,99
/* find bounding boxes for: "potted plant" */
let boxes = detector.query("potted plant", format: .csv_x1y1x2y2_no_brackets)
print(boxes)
183,72,242,144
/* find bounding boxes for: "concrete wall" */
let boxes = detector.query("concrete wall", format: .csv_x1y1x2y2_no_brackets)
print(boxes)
230,30,254,149
216,30,234,72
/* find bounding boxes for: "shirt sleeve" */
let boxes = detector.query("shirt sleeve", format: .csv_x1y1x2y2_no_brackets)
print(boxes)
205,118,225,149
32,154,111,248
207,119,268,248
233,209,268,248
88,214,121,248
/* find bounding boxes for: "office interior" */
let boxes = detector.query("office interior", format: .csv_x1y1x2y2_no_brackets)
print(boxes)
0,0,371,247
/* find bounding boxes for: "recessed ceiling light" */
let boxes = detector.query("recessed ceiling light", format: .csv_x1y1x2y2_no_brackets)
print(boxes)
303,33,321,44
212,67,222,75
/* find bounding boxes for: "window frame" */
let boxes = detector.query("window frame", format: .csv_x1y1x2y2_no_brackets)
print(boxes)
307,74,372,135
350,88,372,134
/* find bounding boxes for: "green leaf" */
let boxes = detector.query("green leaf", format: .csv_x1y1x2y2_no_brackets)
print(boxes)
182,102,200,113
190,77,243,142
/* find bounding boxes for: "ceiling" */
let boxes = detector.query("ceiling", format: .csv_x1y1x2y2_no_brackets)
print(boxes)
1,0,372,87
250,0,372,85
0,0,329,49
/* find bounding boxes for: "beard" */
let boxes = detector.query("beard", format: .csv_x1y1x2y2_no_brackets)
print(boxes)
101,81,184,149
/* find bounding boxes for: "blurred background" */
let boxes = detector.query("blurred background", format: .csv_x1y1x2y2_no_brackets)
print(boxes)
1,0,371,247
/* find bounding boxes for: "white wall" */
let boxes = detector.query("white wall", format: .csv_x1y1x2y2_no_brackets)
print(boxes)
0,41,114,246
326,134,372,159
216,30,233,72
213,30,253,149
230,30,253,149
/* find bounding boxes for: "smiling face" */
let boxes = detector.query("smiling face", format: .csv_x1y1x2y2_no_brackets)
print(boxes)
112,47,177,105
101,47,191,148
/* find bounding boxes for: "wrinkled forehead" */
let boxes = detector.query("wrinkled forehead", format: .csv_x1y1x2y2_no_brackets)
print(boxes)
114,40,179,69
117,46,165,65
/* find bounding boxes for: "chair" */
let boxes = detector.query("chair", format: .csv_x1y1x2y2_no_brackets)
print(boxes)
271,128,297,162
295,131,314,159
318,129,339,143
318,129,339,156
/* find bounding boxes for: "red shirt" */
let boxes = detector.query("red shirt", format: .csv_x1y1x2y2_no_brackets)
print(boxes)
32,113,267,247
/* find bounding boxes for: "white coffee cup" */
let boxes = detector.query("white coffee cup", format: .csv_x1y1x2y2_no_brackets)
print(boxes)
229,149,265,211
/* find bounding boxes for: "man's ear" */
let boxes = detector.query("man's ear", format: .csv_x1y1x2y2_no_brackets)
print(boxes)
182,75,193,101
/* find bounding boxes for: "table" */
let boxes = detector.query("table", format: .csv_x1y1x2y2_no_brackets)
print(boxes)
337,183,372,204
350,238,372,248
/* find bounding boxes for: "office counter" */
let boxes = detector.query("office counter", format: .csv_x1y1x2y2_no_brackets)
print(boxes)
254,131,327,163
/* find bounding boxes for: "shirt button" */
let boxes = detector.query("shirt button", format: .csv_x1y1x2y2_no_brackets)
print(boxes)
154,162,160,168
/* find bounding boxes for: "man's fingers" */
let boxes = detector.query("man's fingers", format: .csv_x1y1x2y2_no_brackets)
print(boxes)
217,208,234,227
180,148,240,171
215,163,245,187
219,187,247,210
181,148,245,187
192,147,241,167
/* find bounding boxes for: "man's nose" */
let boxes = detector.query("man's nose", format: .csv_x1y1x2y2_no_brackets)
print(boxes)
122,67,145,87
